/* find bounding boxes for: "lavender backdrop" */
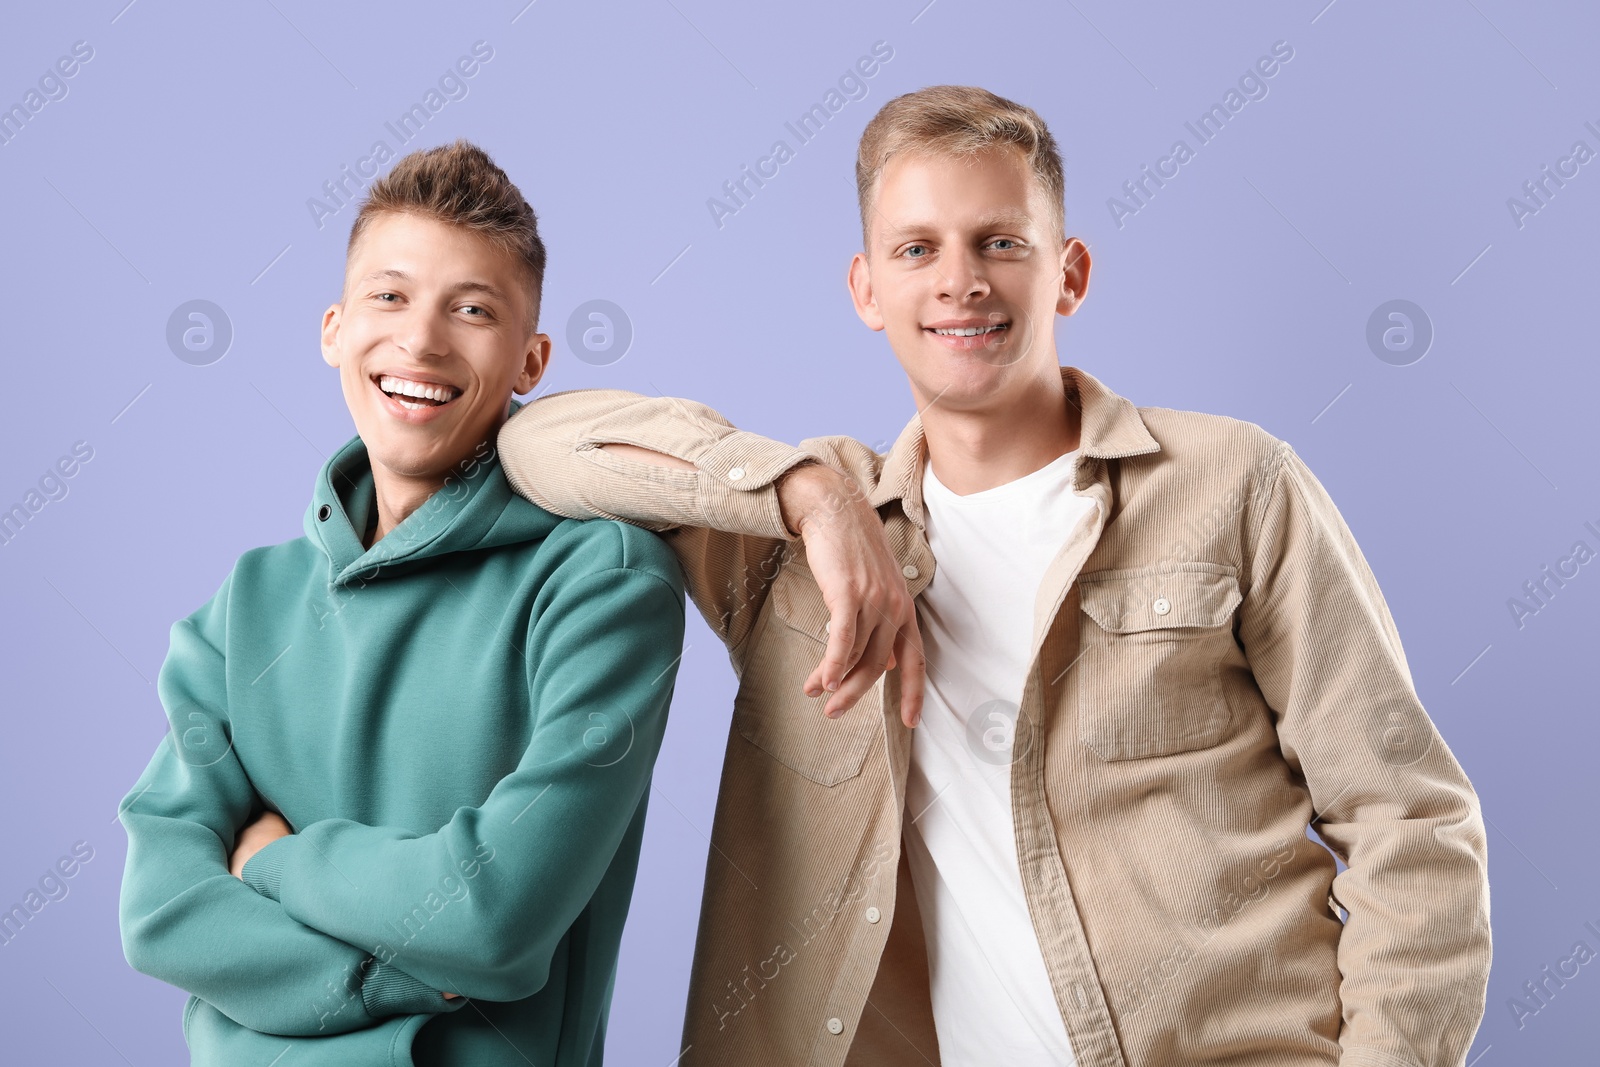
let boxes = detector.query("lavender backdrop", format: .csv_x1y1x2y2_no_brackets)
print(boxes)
2,1,1596,1063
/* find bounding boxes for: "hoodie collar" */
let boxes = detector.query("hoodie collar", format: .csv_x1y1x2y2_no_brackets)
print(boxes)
305,399,561,586
869,364,1161,530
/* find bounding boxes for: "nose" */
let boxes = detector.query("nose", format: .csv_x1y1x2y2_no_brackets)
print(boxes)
394,308,449,361
937,246,990,302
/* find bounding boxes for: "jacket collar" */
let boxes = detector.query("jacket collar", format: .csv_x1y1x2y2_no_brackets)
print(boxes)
869,364,1160,529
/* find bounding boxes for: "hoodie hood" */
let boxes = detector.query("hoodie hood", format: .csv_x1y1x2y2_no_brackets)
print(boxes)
304,399,561,586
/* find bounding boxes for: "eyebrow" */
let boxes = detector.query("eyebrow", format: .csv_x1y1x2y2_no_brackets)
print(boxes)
879,211,1036,242
357,268,512,302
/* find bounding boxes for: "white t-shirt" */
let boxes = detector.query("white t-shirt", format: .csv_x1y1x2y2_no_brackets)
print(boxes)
902,447,1097,1066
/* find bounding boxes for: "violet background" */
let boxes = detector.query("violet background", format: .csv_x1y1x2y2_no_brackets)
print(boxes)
2,1,1596,1063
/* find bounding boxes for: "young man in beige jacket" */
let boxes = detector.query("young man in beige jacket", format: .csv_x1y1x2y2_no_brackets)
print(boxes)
497,86,1490,1067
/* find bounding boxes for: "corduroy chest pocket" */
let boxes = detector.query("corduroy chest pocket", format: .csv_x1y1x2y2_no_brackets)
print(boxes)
731,565,881,786
1076,565,1243,761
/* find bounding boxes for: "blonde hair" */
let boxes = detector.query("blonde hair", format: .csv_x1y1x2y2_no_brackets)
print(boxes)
855,85,1065,243
346,139,547,335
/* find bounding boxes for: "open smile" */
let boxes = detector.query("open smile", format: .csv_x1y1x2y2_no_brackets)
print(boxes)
923,319,1011,350
371,373,464,423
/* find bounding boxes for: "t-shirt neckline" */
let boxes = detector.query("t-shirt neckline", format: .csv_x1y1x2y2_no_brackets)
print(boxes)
922,448,1080,506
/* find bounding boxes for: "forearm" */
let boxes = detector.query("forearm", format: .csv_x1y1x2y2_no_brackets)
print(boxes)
497,388,819,538
120,787,452,1033
120,596,455,1034
242,565,685,1003
602,440,852,535
499,391,862,651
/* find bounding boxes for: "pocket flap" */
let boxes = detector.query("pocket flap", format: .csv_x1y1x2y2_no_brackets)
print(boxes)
732,564,879,787
1079,567,1242,633
770,564,831,643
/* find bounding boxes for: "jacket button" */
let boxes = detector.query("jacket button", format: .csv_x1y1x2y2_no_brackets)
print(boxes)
728,466,746,480
901,564,919,580
865,906,881,924
1152,596,1171,615
317,504,332,522
826,1017,844,1035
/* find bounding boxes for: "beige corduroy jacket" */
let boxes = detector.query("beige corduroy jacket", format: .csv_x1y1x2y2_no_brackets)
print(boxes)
496,364,1490,1067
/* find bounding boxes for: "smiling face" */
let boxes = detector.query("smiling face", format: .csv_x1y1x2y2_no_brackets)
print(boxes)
848,146,1088,413
321,211,550,490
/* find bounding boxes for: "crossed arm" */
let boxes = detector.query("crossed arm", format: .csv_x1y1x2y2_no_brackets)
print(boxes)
121,554,686,1024
220,458,916,987
117,578,460,1036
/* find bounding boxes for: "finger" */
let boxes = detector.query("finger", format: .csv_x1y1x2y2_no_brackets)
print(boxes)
895,618,927,729
825,618,896,718
840,600,875,688
809,636,887,706
808,604,858,696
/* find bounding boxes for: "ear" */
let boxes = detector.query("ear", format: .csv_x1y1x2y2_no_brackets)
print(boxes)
847,252,885,332
1057,237,1091,318
320,304,343,368
515,332,553,395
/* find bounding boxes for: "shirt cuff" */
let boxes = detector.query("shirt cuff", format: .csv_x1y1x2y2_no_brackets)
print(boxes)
696,430,821,541
240,834,292,901
361,958,463,1018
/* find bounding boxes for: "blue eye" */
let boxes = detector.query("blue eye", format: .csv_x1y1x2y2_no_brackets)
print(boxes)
991,238,1017,250
904,244,928,258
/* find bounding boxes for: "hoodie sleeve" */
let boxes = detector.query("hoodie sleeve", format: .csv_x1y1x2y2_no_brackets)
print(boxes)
118,572,463,1035
240,537,687,1004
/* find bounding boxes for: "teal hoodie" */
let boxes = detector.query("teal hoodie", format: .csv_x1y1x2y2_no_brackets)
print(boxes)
118,405,687,1066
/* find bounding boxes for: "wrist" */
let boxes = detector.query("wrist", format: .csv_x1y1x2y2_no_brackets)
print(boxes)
240,835,290,900
776,462,853,538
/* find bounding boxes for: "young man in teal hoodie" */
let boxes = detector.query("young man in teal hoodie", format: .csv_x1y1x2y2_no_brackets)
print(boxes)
116,140,688,1066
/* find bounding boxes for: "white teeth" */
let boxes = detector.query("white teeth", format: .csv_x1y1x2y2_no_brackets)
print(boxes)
378,375,459,403
932,325,1006,336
